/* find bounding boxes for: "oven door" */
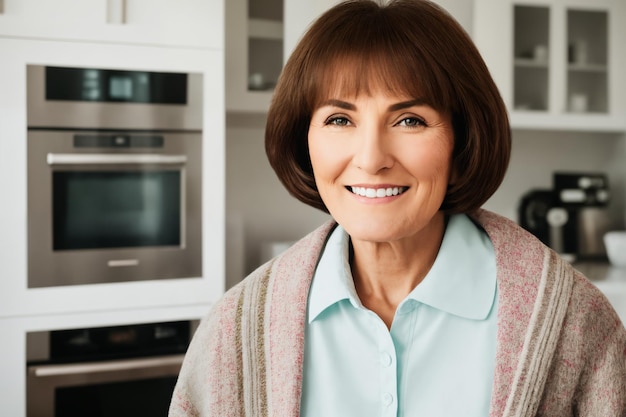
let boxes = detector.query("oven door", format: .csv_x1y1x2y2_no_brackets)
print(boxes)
27,131,202,288
27,354,184,417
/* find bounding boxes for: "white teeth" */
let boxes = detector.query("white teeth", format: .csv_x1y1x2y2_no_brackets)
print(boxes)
350,186,406,198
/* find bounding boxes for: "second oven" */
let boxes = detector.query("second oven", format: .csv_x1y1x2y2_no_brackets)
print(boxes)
27,130,202,288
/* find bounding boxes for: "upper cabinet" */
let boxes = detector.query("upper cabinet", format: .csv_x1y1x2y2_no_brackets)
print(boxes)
474,0,626,132
225,0,283,113
0,0,223,50
225,0,339,113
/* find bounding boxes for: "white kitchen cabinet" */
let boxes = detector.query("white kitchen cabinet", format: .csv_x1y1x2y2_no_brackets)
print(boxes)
473,0,626,132
225,0,339,113
0,0,222,49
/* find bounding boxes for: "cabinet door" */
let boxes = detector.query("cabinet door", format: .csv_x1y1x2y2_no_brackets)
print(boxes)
473,0,625,132
0,0,105,40
473,0,516,112
0,0,222,49
283,0,339,60
225,0,282,112
109,0,222,49
226,0,340,113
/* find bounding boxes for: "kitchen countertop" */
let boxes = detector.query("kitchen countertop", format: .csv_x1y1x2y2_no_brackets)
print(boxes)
573,261,626,323
573,261,626,284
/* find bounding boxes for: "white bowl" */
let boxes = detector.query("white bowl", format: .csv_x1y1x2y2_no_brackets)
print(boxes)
604,231,626,267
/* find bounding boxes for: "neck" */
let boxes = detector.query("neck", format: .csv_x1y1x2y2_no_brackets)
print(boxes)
350,212,447,328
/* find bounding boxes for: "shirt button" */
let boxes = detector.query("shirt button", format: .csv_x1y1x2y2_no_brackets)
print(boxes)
382,392,394,406
380,352,393,367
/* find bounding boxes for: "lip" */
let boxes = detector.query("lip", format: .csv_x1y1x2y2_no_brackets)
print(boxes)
346,184,409,199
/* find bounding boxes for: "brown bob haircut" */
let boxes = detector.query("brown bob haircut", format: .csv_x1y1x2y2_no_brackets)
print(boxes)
265,0,511,215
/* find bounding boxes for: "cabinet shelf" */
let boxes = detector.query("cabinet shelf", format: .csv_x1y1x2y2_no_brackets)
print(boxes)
514,58,549,68
249,18,283,40
567,63,607,73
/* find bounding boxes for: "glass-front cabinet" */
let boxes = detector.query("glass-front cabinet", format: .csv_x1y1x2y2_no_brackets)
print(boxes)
513,5,550,112
474,0,625,131
565,9,608,113
225,0,340,113
225,0,284,112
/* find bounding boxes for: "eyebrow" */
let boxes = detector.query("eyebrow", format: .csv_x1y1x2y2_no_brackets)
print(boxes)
388,99,429,112
320,99,356,111
319,98,429,112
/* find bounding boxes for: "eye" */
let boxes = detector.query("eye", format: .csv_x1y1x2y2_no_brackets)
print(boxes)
396,116,426,128
325,116,352,127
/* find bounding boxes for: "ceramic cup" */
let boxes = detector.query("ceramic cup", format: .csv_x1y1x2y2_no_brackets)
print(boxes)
569,93,588,113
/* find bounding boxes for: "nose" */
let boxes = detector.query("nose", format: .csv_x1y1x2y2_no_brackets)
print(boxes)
351,125,394,174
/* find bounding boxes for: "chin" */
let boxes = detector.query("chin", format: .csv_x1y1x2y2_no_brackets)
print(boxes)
339,219,407,244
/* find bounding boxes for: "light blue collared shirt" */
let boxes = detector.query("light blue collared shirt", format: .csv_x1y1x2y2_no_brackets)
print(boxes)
300,214,498,417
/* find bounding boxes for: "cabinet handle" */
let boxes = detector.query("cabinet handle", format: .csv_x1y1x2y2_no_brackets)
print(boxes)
0,0,4,14
107,0,126,24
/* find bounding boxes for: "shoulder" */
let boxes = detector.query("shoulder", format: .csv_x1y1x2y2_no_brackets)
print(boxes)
470,209,552,291
471,209,618,313
470,208,542,251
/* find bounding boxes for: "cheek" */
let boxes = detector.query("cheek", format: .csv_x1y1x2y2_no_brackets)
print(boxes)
401,142,453,181
308,133,346,182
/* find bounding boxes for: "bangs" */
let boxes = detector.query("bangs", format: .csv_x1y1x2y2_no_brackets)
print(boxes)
301,8,455,113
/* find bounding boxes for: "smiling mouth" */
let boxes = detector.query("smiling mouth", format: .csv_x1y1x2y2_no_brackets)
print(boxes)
348,186,408,198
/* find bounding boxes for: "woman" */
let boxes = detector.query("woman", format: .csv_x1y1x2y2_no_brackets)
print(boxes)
170,1,626,416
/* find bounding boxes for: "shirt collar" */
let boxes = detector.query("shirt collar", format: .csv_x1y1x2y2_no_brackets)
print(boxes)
406,214,497,320
308,214,497,323
308,225,358,323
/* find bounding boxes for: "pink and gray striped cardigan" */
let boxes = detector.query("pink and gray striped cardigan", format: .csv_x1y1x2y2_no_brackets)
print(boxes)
169,209,626,416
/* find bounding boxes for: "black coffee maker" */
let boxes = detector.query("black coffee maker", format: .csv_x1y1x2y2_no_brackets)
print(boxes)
518,172,610,262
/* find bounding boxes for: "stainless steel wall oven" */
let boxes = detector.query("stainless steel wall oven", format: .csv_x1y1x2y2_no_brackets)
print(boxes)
27,65,203,287
26,320,194,417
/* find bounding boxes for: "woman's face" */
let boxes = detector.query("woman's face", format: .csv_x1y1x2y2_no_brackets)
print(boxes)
308,90,455,244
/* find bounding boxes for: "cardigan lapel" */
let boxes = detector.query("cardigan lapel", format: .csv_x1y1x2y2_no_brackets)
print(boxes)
475,210,574,417
500,250,573,417
266,221,336,416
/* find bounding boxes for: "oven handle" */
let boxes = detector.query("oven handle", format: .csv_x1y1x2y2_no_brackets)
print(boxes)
47,153,187,166
30,354,185,378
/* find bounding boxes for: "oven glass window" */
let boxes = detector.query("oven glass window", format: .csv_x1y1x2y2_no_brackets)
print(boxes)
53,171,181,250
55,376,177,417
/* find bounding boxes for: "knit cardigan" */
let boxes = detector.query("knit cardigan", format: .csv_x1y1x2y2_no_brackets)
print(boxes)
169,209,626,417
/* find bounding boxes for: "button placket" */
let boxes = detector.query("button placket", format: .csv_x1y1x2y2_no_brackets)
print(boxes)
377,321,398,416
